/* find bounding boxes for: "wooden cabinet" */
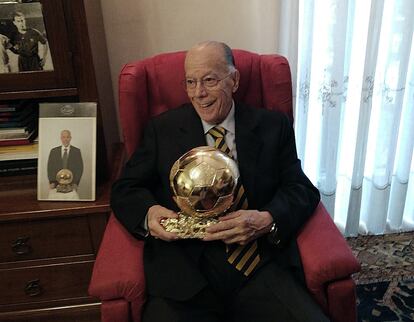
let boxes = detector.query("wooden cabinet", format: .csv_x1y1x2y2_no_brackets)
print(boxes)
0,173,116,321
0,216,94,262
0,0,118,320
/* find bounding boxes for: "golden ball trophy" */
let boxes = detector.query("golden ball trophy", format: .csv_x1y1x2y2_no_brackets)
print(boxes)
161,146,239,238
55,169,74,193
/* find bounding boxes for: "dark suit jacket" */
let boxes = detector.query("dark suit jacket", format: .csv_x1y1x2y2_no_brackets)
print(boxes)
111,102,320,301
47,145,83,186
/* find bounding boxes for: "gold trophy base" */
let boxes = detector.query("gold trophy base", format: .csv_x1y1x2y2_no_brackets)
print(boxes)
56,184,73,193
161,213,218,239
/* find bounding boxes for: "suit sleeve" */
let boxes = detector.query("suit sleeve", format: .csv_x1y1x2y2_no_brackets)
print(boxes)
110,120,159,239
47,148,59,184
47,149,55,183
261,114,320,247
73,148,83,185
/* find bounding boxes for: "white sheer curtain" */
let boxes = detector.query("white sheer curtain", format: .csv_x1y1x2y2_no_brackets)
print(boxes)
277,0,414,236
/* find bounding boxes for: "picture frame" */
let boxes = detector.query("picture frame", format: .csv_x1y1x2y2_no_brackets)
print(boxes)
37,102,96,201
0,0,75,92
0,1,54,74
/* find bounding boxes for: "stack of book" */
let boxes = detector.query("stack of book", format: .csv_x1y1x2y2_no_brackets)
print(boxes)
0,102,38,176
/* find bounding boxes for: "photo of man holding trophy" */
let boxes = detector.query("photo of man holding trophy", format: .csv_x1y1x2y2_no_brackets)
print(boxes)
111,41,328,322
47,129,83,199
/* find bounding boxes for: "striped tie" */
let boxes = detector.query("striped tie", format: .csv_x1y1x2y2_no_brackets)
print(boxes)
62,148,68,169
208,126,261,276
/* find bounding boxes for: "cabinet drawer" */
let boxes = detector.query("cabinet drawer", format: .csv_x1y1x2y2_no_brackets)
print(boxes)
0,304,100,322
0,261,93,306
0,305,100,322
0,217,94,263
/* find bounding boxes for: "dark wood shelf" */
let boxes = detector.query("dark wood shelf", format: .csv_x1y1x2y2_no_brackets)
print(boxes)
0,299,100,321
0,88,78,101
0,173,111,222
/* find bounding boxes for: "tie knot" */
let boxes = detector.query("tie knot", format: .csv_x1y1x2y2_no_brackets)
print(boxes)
208,126,226,139
208,126,231,157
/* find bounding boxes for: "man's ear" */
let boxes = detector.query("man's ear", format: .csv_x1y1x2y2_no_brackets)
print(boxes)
232,69,240,93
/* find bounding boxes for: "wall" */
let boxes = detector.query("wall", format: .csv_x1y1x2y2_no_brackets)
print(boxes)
99,0,281,138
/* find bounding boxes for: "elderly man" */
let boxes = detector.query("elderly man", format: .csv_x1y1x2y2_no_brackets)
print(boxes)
111,41,329,322
47,129,83,194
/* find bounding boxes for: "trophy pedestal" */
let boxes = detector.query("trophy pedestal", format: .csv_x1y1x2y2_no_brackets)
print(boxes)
161,213,218,238
56,183,73,193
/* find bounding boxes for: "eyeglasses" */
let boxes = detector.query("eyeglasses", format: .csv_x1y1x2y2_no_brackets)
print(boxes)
183,73,232,91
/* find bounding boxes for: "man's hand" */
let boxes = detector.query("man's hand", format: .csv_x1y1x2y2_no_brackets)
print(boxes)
147,205,179,241
203,210,273,245
49,183,56,189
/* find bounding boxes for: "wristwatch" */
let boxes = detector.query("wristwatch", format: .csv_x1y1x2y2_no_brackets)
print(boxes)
267,221,281,246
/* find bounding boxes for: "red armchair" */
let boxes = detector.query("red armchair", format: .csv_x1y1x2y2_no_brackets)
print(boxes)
89,50,360,322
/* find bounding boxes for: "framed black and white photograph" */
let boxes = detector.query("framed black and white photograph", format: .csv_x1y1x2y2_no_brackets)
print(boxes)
37,103,96,201
0,0,76,93
0,1,54,74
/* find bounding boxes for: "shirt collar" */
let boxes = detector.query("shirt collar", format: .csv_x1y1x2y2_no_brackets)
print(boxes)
201,100,235,135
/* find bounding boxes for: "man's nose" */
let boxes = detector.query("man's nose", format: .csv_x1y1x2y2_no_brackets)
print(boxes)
194,81,208,97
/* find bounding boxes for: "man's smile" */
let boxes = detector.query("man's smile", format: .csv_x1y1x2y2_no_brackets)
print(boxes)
198,101,215,108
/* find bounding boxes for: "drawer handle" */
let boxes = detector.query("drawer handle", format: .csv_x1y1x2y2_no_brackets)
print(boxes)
11,236,32,255
25,279,43,297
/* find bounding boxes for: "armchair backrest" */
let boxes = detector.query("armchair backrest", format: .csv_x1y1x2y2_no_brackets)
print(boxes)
118,49,293,157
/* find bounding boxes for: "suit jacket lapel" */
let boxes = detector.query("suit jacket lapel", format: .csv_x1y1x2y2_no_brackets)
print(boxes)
163,105,207,263
175,105,206,154
235,102,263,203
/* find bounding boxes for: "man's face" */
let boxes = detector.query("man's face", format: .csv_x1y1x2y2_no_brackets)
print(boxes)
13,16,26,33
60,131,71,147
184,45,239,125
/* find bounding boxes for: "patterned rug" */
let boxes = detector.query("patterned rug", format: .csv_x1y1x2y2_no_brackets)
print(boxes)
348,232,414,321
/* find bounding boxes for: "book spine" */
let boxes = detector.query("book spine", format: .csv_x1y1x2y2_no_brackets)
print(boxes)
0,139,31,146
0,166,37,176
0,159,37,176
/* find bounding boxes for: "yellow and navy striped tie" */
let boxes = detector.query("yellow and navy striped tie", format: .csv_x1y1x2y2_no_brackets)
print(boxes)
208,126,260,276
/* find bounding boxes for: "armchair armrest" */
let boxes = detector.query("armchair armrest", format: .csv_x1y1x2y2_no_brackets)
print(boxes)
89,214,146,304
296,203,360,308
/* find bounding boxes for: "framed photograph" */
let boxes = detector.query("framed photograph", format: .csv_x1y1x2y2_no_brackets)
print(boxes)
0,0,75,92
0,1,54,74
37,102,96,201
